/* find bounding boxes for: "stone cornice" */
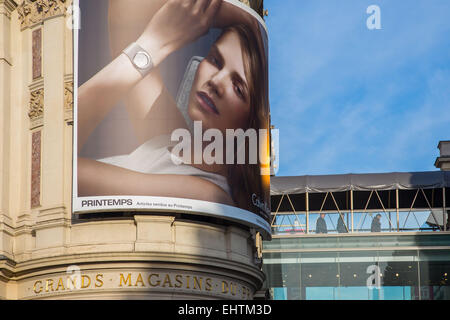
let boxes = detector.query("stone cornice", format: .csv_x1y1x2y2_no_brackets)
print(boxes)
17,0,71,30
435,156,450,170
0,0,18,18
11,251,264,284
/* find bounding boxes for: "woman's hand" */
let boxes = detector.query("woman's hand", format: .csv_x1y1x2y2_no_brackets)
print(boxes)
136,0,222,67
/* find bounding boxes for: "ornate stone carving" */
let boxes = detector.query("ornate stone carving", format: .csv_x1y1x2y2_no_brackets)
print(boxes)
42,0,67,19
64,81,73,110
31,130,41,208
28,88,44,120
17,0,40,28
17,0,71,29
17,2,34,28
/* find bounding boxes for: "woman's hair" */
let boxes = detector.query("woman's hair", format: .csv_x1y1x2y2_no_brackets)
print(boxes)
221,24,271,220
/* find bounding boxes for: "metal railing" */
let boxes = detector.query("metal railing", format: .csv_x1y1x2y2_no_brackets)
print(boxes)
271,188,448,235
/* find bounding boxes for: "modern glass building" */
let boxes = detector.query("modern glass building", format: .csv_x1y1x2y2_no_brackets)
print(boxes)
263,168,450,300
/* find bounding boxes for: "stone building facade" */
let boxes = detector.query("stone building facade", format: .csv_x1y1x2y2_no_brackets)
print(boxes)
0,0,267,300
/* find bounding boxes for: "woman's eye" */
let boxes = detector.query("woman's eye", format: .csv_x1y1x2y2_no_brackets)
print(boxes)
209,55,220,67
234,85,244,99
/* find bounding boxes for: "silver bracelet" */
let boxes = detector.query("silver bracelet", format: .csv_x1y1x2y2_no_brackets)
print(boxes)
122,42,154,77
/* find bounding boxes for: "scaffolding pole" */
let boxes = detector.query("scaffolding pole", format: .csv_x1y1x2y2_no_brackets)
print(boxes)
351,190,354,233
396,188,400,232
306,192,309,234
444,187,447,232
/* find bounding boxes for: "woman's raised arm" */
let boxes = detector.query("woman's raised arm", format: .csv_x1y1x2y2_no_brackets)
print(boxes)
77,53,145,153
106,0,224,144
78,0,223,152
108,0,166,59
108,0,179,145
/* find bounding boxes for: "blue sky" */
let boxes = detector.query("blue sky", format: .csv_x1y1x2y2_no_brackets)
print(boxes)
265,0,450,177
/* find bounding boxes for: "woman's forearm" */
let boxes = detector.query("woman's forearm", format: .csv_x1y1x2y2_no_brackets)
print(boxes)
77,54,144,153
79,1,175,154
214,1,254,28
108,0,167,59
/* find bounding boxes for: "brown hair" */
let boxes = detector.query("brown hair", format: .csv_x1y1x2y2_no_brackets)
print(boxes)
221,24,271,219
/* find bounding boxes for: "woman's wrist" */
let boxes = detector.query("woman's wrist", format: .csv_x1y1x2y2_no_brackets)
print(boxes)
135,33,170,68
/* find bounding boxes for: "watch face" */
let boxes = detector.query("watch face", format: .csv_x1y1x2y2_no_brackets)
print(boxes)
133,51,150,69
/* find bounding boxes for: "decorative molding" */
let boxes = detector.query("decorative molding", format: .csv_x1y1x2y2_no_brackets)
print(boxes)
17,0,71,29
28,80,72,124
28,77,43,91
64,79,73,121
17,0,40,29
28,88,44,120
0,0,18,19
28,79,44,128
64,80,72,110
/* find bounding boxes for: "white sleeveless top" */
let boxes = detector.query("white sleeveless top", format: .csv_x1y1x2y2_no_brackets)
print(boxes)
97,135,232,197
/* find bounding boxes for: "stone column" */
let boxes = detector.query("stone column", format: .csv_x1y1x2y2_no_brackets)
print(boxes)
0,0,18,300
0,0,17,261
33,1,72,252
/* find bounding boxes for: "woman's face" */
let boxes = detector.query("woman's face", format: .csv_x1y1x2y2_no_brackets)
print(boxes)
188,30,251,133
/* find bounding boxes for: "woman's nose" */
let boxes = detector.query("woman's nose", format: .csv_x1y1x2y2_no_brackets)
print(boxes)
208,70,227,97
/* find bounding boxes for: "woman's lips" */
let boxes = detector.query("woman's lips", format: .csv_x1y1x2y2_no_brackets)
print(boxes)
196,92,219,115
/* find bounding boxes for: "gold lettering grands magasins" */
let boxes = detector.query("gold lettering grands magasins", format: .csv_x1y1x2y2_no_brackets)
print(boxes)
32,272,252,299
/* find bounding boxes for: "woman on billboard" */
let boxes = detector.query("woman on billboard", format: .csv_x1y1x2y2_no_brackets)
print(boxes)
77,0,270,218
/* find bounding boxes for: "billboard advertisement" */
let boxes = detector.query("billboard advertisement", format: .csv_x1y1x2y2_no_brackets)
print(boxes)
73,0,271,238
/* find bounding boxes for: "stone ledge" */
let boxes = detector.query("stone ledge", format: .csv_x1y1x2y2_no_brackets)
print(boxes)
9,217,259,272
0,214,14,231
11,252,264,283
71,219,136,245
2,215,263,299
435,156,450,170
2,252,265,299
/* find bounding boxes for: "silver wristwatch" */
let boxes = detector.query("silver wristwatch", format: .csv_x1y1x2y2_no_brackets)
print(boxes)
123,42,154,77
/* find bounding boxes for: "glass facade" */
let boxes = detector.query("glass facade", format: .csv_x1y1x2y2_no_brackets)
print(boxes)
263,234,450,300
271,188,449,235
265,173,450,300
